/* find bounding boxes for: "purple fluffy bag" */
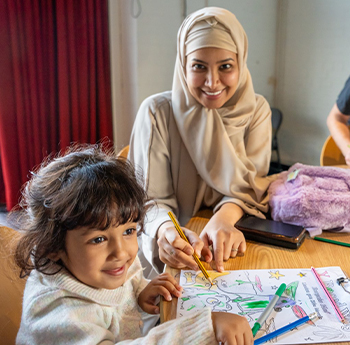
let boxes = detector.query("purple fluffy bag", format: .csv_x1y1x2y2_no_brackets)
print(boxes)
268,163,350,236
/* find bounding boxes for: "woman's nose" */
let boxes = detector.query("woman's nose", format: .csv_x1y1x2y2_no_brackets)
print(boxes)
205,69,219,89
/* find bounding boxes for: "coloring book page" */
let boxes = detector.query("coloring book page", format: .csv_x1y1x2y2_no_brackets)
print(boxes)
177,267,350,344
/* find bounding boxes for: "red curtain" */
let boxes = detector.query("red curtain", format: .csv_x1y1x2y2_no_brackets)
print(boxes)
0,0,113,210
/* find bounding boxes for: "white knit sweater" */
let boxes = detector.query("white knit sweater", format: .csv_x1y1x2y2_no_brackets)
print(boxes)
16,256,216,344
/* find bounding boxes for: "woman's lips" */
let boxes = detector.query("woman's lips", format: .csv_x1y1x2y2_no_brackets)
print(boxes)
203,89,223,96
202,89,224,99
103,265,125,276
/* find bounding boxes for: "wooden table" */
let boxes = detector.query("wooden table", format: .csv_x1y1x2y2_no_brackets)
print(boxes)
160,209,350,345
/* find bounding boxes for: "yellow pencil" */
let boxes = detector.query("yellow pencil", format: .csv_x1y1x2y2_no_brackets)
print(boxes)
168,211,213,285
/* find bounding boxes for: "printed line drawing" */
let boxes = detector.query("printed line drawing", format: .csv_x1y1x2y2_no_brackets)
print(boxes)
177,267,350,344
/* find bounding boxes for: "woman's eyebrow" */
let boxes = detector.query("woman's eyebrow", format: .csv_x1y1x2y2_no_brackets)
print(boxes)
190,58,208,64
217,58,235,63
190,58,235,64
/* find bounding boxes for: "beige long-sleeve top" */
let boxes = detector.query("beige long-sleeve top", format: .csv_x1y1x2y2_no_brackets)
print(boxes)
129,91,272,275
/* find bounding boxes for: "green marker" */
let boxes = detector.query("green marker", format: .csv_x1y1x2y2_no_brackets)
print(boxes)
251,283,286,337
314,236,350,248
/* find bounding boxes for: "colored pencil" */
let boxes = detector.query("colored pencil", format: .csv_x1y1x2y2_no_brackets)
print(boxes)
313,236,350,248
167,211,213,285
254,313,318,345
252,283,287,337
310,266,346,323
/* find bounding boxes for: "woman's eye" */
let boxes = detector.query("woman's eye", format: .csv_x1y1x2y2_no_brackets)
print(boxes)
220,63,232,70
90,237,106,244
124,228,137,236
192,63,205,70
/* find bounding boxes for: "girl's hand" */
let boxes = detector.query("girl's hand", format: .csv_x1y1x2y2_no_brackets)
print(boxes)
212,312,253,345
200,203,246,272
138,273,183,314
157,221,211,270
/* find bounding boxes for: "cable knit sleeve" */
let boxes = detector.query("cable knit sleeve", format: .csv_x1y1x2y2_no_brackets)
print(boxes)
17,291,118,345
117,308,216,345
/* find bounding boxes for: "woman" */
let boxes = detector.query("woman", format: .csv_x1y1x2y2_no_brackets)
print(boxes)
129,7,272,277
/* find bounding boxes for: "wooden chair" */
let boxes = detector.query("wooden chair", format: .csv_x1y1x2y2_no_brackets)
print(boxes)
117,145,129,159
0,226,26,345
320,135,346,166
271,107,283,167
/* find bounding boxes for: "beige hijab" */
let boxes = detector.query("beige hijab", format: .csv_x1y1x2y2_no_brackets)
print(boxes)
172,7,271,213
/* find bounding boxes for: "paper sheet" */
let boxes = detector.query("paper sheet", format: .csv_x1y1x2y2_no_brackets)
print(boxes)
177,267,350,344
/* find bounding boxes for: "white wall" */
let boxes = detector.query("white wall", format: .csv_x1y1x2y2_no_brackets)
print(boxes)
136,0,278,106
109,0,139,151
136,0,181,105
275,0,350,165
110,0,350,166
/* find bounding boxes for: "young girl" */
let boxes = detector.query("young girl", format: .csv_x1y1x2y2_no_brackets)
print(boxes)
15,144,253,345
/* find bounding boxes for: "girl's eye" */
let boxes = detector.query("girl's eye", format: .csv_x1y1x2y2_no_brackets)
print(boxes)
124,228,137,236
90,236,106,244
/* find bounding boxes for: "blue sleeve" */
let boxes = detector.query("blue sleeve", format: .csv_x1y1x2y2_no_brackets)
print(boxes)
336,76,350,115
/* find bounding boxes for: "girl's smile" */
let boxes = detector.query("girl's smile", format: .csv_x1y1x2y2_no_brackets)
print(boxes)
102,265,126,276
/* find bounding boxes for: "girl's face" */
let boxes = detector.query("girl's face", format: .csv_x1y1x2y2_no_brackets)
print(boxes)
55,221,139,289
185,47,239,109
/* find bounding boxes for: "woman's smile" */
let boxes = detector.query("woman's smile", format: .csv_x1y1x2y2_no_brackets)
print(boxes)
202,89,225,98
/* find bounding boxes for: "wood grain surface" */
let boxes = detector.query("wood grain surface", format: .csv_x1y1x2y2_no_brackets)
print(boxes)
160,209,350,345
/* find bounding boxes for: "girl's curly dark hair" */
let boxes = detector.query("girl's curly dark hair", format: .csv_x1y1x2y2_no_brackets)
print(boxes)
14,143,150,278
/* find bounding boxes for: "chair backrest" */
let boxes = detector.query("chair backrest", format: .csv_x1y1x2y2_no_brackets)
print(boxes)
0,226,26,345
320,135,346,166
117,145,129,159
271,108,283,134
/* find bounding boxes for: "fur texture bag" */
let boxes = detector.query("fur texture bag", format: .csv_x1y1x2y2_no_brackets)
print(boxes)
268,163,350,236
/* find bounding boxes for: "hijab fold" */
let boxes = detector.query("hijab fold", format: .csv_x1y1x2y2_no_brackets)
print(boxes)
172,7,271,212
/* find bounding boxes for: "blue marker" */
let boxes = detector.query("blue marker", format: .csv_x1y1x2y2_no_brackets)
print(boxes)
254,313,318,345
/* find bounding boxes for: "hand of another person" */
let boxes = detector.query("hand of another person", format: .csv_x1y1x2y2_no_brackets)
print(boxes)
200,203,246,272
157,221,211,270
211,312,253,345
345,147,350,166
138,273,183,314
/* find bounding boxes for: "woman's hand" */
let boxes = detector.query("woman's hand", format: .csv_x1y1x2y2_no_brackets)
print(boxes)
200,203,246,272
157,221,211,270
138,273,183,314
345,147,350,166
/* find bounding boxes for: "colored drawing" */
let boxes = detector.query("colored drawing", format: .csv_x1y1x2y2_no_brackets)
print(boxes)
177,266,350,344
269,270,285,280
292,305,316,326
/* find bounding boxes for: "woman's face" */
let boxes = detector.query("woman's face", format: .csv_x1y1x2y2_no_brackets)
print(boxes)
185,47,239,109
